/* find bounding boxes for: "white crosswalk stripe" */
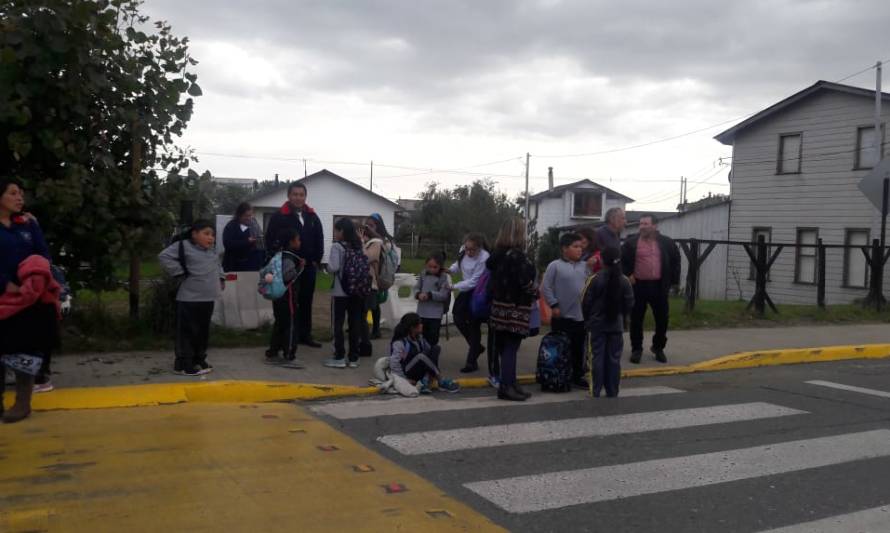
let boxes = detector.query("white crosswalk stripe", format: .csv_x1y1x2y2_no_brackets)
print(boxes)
464,429,890,514
805,380,890,399
378,402,806,455
759,505,890,532
311,385,684,420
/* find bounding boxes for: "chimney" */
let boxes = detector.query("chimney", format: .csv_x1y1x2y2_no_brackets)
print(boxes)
274,173,279,185
548,167,554,191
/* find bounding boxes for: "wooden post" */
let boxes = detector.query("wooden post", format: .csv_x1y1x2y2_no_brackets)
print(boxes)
684,239,699,313
817,238,826,309
866,238,884,310
128,121,143,321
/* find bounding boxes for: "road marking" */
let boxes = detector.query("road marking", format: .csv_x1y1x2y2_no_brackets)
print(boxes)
379,402,805,455
311,386,684,420
759,505,890,532
805,380,890,399
464,429,890,514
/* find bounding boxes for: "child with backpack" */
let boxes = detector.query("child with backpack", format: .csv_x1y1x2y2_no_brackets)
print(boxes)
364,213,399,338
324,217,371,369
389,312,460,394
542,232,591,389
413,251,452,347
581,246,634,398
360,224,384,356
264,228,306,367
158,220,225,376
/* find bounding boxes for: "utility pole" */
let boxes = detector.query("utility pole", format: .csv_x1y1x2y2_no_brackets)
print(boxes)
303,159,307,178
128,120,143,321
370,160,374,192
524,152,531,225
679,176,685,211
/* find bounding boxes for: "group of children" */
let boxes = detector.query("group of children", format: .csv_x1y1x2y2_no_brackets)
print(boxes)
158,219,634,399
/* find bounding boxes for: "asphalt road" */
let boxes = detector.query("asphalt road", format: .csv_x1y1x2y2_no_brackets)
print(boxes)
310,360,890,532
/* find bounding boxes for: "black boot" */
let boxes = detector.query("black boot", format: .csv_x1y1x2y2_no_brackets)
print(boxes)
497,384,527,402
513,383,532,399
3,371,33,424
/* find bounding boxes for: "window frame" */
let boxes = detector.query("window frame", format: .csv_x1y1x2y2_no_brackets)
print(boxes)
776,132,803,175
854,124,886,170
748,227,773,281
793,227,819,285
843,228,871,289
570,189,605,220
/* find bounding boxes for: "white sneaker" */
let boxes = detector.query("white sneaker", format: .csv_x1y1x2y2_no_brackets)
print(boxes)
33,381,54,393
347,360,360,369
323,358,347,369
487,375,500,388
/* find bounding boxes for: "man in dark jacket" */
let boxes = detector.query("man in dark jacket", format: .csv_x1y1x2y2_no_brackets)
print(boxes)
621,214,680,364
264,182,325,348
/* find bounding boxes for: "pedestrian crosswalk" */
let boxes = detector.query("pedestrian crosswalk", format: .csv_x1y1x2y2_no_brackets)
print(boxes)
313,380,890,531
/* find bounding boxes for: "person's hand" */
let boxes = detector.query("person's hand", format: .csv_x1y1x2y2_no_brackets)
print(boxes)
23,212,38,223
551,306,561,318
629,274,636,285
298,258,307,267
418,292,429,302
219,279,226,291
5,282,20,293
248,236,257,244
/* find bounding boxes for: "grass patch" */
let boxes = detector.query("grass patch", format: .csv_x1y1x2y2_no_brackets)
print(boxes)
113,257,164,280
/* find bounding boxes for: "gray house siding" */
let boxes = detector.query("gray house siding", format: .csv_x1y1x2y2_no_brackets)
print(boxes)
658,203,730,300
726,90,890,305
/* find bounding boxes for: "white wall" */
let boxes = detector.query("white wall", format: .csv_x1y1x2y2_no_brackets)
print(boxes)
250,177,397,264
655,204,730,300
532,183,628,235
726,89,890,305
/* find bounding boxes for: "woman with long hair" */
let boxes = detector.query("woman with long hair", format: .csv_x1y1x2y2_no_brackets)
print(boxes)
364,213,395,338
324,217,365,368
0,177,59,423
222,202,264,271
486,217,537,401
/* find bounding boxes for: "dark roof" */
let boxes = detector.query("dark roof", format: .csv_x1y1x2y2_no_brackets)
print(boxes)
248,169,400,209
529,179,634,203
714,80,890,145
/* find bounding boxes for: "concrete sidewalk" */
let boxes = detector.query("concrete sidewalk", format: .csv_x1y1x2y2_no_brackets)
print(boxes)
44,323,890,389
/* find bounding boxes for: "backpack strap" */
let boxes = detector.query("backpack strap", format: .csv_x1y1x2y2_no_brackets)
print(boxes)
178,240,190,277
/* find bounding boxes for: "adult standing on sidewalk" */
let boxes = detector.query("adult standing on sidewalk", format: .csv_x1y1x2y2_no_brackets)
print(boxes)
0,177,59,423
449,233,490,373
621,214,680,364
222,202,264,272
596,207,626,252
487,218,537,401
265,182,325,348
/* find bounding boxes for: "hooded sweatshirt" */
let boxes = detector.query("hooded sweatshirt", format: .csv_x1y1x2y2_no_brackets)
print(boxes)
414,270,452,319
158,239,225,302
264,202,325,264
541,258,590,322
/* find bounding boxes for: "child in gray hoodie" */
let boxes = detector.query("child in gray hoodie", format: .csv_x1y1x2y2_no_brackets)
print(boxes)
413,251,452,347
158,220,225,376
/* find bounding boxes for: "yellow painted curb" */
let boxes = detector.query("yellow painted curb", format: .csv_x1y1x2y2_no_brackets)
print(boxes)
6,343,890,410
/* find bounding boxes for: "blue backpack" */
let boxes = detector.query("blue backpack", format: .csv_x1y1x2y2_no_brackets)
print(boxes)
470,269,492,320
258,251,296,300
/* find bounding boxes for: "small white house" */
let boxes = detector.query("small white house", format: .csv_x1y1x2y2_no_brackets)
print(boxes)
527,178,633,240
247,169,400,264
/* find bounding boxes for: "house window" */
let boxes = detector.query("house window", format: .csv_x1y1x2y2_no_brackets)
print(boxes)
777,133,802,174
571,190,603,219
855,125,885,169
844,229,870,288
794,228,818,284
748,227,772,281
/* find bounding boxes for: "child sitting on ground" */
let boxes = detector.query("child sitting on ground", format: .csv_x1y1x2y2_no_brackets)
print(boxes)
413,251,452,348
266,228,306,367
390,312,460,394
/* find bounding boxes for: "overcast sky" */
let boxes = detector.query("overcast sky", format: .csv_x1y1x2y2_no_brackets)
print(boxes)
143,0,890,210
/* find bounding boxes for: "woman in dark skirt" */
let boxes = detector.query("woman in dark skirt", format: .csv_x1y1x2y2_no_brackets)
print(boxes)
0,177,60,423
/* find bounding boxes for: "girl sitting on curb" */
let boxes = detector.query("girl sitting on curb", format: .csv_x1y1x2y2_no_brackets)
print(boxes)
389,312,460,394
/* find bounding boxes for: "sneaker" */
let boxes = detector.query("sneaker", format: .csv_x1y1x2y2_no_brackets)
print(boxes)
265,349,281,360
281,358,306,369
459,363,479,374
197,360,213,373
323,358,347,369
175,365,210,376
438,378,460,393
347,360,360,369
630,350,642,364
487,375,500,388
417,377,432,395
33,381,54,393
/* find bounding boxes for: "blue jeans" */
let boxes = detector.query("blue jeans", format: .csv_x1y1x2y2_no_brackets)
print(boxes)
591,331,623,397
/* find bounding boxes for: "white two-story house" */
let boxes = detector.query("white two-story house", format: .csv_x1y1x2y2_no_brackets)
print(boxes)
526,178,633,241
716,80,890,305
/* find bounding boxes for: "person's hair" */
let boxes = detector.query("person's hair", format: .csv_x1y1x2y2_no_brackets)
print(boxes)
277,227,300,250
0,177,24,199
601,246,623,321
559,232,582,249
426,251,447,269
287,182,307,196
605,207,624,225
494,217,526,251
190,219,215,234
334,217,362,249
639,213,658,225
391,312,422,347
361,224,381,241
576,226,598,253
366,213,391,240
234,202,252,219
463,232,488,251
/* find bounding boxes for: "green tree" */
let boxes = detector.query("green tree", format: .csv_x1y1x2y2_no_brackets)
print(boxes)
415,179,520,249
1,0,201,318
